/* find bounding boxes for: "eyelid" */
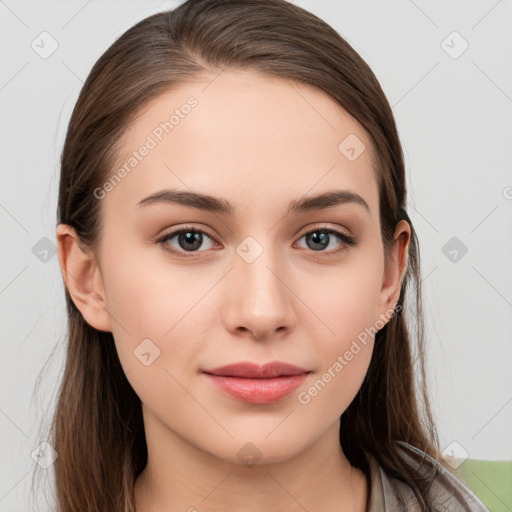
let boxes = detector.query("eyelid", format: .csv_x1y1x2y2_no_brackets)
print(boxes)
157,223,217,239
296,222,353,240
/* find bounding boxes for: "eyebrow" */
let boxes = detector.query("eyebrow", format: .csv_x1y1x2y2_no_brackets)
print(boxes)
135,188,370,215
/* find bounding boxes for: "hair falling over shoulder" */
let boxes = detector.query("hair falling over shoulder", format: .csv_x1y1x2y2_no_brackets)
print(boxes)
35,1,453,510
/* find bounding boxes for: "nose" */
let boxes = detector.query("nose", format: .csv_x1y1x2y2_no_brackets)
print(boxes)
222,241,297,341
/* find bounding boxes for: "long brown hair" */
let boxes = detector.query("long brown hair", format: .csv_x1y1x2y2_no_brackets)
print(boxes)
36,0,451,510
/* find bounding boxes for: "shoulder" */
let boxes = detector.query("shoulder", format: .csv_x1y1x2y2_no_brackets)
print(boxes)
365,441,490,511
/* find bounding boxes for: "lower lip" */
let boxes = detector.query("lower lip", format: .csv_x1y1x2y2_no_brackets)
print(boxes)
203,373,310,404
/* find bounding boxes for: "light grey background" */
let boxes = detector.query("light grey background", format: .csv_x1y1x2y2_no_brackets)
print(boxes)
1,0,511,510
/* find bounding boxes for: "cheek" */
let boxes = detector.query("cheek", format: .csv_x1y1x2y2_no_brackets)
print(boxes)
292,251,382,411
101,236,215,337
296,247,384,347
100,248,219,387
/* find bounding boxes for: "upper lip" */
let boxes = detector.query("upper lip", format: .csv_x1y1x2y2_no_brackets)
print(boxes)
202,361,310,379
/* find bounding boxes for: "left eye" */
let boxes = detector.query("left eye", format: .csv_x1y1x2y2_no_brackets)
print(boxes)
157,226,355,258
295,228,355,253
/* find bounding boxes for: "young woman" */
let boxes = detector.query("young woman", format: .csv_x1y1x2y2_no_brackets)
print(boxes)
48,0,489,510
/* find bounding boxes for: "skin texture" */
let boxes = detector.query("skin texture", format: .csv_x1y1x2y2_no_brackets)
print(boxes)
56,70,410,512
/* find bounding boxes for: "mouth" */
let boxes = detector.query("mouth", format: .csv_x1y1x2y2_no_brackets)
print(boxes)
202,361,312,404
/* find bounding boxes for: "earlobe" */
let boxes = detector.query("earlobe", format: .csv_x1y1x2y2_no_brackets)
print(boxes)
56,223,112,332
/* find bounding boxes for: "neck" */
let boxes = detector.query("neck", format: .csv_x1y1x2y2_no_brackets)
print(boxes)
134,410,368,512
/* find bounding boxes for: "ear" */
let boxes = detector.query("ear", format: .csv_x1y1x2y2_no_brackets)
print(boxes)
56,223,112,332
376,219,411,321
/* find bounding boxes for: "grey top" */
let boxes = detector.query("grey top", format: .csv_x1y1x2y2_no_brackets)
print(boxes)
365,441,490,511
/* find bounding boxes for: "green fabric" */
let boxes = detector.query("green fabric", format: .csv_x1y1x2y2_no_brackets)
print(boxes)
457,459,512,511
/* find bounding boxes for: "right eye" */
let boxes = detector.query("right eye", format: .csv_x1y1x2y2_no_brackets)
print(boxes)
156,226,218,258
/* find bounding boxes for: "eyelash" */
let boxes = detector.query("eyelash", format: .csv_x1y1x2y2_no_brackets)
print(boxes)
156,224,356,259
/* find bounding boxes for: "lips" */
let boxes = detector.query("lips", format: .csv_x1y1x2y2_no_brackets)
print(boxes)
202,361,311,404
202,361,310,379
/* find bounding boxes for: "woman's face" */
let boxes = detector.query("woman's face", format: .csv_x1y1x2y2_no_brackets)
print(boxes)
62,69,408,465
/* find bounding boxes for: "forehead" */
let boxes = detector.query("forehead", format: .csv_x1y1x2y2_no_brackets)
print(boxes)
103,70,379,219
